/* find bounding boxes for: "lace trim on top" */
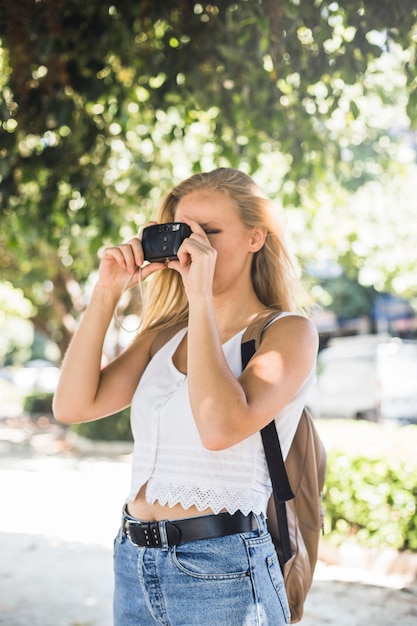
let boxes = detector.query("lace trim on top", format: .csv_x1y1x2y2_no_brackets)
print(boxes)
145,480,267,516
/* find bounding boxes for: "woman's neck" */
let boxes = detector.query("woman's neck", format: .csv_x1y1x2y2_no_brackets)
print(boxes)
211,293,267,342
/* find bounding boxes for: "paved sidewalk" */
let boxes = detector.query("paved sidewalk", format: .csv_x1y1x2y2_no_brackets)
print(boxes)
1,421,416,625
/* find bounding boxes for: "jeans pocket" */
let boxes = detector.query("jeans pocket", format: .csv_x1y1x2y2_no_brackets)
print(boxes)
266,553,291,624
171,534,250,580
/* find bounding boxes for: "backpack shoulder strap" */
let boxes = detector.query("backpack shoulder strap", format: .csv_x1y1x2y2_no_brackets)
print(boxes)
241,308,284,348
241,309,283,375
241,309,295,564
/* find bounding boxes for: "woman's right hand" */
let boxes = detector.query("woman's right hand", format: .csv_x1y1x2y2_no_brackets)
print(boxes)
98,230,166,292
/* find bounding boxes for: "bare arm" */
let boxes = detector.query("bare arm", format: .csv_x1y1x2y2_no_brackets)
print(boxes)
53,236,165,424
187,302,318,450
169,217,318,451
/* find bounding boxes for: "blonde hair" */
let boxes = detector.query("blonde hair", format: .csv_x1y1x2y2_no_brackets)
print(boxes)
140,168,309,332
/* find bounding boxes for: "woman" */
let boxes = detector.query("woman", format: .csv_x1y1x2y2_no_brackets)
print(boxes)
53,167,318,626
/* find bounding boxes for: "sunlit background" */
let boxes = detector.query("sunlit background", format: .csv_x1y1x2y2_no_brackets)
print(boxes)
1,2,417,624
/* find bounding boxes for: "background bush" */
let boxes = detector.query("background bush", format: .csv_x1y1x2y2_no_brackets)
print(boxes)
318,420,417,553
323,451,417,552
23,388,132,440
70,408,133,442
23,391,53,415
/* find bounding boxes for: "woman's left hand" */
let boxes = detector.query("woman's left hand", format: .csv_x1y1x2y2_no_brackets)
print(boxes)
167,218,217,300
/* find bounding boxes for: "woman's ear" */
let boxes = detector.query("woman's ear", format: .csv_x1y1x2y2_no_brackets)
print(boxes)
249,227,267,253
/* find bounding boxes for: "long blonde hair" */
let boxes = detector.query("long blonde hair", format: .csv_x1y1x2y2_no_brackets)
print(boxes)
140,168,309,332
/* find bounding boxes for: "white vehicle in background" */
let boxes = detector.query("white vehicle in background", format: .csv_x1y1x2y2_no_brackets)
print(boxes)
308,335,417,424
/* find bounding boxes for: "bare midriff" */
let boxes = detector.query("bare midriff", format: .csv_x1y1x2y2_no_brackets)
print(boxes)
126,484,217,522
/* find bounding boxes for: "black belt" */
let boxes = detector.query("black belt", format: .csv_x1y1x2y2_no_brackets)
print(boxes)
124,510,257,548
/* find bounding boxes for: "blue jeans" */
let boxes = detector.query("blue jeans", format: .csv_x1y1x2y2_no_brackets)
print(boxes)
113,513,290,626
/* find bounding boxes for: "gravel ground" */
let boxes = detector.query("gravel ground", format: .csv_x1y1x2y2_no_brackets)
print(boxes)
1,419,416,626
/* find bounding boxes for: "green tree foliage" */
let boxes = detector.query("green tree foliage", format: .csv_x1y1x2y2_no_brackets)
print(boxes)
0,0,416,351
319,275,378,321
324,449,417,552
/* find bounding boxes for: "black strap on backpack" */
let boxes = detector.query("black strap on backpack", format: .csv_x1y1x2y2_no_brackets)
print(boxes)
241,338,294,564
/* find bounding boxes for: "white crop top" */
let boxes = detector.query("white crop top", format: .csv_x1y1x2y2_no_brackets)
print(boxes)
126,313,316,516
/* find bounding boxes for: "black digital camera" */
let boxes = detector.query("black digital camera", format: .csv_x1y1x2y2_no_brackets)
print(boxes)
141,222,192,262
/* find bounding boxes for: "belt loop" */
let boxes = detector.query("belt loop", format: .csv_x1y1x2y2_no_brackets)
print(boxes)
254,512,265,535
158,520,169,551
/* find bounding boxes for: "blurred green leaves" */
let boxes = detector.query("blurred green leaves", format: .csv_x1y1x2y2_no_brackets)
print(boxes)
0,0,416,350
2,1,416,230
324,449,417,551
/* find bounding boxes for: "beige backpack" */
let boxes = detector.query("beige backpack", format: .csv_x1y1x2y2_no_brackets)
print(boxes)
242,311,327,623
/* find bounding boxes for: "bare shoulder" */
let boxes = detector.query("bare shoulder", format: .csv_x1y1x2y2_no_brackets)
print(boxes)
265,313,318,337
117,322,186,365
260,314,318,360
122,327,160,360
239,313,318,416
103,327,160,376
148,322,187,358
